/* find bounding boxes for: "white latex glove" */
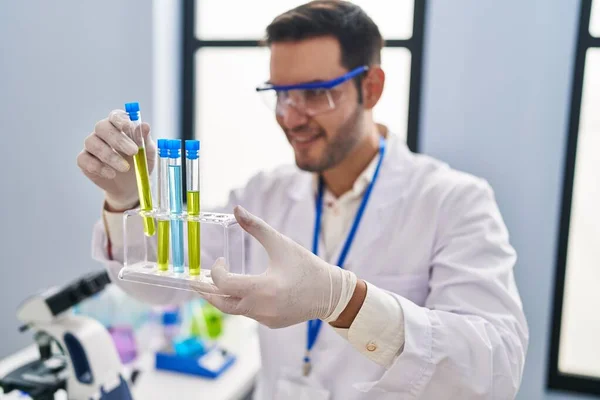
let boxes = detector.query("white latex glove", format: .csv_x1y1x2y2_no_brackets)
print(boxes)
77,109,156,210
200,206,358,329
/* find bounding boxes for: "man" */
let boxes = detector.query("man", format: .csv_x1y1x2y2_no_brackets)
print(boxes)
78,1,528,398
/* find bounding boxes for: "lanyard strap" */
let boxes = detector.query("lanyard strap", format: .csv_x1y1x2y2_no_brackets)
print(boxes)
304,136,387,375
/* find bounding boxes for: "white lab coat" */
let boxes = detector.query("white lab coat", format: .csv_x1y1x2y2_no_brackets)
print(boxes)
92,130,528,399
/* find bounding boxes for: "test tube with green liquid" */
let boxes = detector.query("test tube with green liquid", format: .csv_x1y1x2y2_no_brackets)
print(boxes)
157,139,170,271
125,102,155,236
185,140,201,276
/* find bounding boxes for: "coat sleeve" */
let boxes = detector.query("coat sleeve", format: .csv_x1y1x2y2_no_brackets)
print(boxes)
353,178,529,399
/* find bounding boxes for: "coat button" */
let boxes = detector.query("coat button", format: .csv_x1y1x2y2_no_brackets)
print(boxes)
366,342,377,352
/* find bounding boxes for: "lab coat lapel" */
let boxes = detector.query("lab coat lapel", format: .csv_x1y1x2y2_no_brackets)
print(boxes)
283,174,319,252
283,135,411,266
328,135,410,270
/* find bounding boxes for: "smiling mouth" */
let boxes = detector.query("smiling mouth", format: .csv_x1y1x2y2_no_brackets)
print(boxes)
289,132,323,146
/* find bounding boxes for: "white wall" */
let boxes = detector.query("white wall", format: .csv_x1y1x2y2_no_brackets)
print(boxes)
0,1,153,357
153,0,182,141
421,0,591,399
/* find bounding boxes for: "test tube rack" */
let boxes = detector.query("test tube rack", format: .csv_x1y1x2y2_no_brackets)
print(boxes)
118,208,246,295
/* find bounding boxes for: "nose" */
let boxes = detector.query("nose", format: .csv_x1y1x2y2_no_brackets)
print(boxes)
279,104,308,130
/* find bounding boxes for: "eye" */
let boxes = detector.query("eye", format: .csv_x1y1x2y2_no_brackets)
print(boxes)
305,89,328,99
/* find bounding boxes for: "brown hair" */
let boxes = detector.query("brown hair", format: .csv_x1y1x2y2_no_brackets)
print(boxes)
265,1,383,101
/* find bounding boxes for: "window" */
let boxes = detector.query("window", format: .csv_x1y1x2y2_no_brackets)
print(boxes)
591,0,600,37
182,0,426,208
548,0,600,395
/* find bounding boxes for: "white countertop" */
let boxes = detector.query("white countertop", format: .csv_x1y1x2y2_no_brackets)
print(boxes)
0,316,261,400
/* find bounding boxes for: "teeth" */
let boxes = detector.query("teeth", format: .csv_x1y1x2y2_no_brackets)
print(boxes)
293,135,318,143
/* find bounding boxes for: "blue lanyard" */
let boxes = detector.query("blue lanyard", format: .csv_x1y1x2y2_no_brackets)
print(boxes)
304,136,387,375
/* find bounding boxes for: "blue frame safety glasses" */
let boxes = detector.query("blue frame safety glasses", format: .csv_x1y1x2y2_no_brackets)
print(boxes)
255,65,368,117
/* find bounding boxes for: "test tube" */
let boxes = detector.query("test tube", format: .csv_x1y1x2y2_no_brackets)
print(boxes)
157,139,170,272
168,139,185,273
124,102,155,237
186,140,201,276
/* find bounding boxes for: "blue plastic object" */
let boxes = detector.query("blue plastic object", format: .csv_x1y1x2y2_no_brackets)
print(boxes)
99,375,134,400
185,140,200,160
168,139,181,159
162,309,179,326
63,333,93,384
155,346,236,379
157,139,169,158
124,102,140,121
173,337,206,357
256,65,368,92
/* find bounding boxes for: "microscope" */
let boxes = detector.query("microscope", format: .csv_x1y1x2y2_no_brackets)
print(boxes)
0,270,134,400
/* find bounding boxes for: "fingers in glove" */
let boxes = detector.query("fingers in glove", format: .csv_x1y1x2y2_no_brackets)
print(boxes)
76,150,117,179
83,134,130,173
202,293,243,315
108,109,152,151
95,115,138,156
141,123,156,157
210,257,262,297
233,206,281,252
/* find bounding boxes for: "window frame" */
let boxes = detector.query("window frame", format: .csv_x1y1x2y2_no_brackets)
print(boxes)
548,0,600,395
180,0,426,153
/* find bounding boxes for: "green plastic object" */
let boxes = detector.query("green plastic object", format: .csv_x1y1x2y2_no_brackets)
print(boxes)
188,301,223,339
202,303,222,339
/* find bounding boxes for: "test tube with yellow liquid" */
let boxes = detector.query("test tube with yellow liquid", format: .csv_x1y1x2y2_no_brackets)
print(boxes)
125,102,155,237
186,140,201,276
156,139,170,271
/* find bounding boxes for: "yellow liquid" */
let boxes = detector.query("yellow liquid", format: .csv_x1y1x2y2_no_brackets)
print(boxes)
157,220,170,271
133,147,155,236
187,191,200,276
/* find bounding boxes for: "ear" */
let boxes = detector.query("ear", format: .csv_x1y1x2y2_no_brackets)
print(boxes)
362,66,385,110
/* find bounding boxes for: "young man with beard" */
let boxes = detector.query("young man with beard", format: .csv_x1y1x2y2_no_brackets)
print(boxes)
78,1,528,398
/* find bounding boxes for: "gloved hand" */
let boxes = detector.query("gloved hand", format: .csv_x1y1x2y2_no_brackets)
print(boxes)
77,110,156,211
200,206,359,329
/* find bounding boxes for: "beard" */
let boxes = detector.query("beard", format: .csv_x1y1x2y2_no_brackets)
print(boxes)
290,105,364,173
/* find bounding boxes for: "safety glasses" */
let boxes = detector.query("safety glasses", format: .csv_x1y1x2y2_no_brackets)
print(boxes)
255,65,368,117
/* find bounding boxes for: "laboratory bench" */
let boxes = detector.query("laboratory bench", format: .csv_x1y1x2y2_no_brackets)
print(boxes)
0,316,260,400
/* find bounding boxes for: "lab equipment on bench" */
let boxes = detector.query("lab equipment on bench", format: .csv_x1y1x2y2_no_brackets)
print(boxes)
181,299,223,340
109,325,138,365
193,301,223,340
154,344,235,379
202,303,223,339
0,271,134,400
160,307,181,352
72,284,150,364
125,102,155,237
153,308,235,379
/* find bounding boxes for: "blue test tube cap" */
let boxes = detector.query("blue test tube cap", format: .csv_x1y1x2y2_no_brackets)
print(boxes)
168,139,181,159
185,140,200,160
162,309,179,326
157,139,169,158
124,102,140,121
